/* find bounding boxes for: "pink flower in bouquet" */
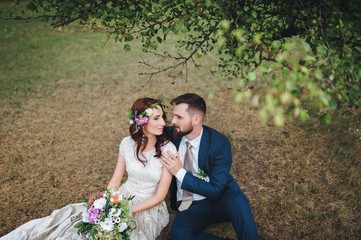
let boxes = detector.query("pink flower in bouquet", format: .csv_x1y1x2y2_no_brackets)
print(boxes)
88,208,103,224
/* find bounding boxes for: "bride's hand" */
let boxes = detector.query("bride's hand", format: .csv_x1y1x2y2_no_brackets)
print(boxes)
130,205,136,214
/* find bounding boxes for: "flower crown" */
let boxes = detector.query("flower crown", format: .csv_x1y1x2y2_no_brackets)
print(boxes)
128,98,167,134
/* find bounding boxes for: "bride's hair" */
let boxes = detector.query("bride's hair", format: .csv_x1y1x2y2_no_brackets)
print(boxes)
129,98,170,165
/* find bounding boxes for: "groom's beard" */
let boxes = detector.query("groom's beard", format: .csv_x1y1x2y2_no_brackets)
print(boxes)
172,124,193,139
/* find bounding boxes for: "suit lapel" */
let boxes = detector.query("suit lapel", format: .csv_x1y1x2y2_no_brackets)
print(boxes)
198,126,210,170
172,138,181,149
169,126,181,150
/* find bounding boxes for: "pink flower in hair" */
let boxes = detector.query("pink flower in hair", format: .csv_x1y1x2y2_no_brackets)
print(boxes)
135,116,148,125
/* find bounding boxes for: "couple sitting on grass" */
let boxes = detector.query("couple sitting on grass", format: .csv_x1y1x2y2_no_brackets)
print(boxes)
1,93,259,240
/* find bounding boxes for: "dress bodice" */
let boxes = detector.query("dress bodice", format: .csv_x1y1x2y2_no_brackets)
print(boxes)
119,136,177,200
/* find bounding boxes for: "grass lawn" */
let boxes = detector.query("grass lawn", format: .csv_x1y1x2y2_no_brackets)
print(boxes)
1,2,360,239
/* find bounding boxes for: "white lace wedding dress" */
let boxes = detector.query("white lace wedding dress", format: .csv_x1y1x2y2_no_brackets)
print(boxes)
1,136,177,240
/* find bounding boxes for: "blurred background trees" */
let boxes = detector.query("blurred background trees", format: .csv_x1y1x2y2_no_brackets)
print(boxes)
3,0,360,126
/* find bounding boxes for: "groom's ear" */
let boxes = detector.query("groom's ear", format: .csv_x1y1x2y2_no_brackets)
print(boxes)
192,114,202,126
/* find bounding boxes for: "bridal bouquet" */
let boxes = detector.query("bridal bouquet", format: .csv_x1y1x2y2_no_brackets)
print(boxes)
75,189,135,240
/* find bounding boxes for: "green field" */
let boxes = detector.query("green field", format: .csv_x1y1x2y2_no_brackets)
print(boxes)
1,2,360,239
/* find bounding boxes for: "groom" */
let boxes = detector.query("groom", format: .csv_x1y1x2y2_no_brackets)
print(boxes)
161,93,259,240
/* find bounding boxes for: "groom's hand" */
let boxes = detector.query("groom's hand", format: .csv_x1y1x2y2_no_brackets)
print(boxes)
161,150,182,176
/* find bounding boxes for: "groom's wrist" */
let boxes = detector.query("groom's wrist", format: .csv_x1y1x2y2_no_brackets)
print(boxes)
175,168,187,182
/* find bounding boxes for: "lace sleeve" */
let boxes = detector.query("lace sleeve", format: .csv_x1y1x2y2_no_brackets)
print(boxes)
163,141,177,156
119,136,130,158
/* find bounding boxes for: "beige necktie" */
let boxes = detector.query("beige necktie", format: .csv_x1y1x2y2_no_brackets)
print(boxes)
178,141,194,211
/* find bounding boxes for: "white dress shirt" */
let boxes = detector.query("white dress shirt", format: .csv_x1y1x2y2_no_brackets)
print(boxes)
175,127,206,202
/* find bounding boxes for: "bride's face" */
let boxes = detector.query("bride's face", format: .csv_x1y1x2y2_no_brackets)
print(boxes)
143,108,165,136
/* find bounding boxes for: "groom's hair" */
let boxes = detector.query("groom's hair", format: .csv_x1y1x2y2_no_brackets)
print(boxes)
171,93,206,118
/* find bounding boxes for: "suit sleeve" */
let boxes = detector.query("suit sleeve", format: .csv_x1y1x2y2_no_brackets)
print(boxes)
181,137,232,200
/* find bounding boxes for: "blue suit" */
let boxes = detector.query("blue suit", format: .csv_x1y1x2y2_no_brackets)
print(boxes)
169,126,259,240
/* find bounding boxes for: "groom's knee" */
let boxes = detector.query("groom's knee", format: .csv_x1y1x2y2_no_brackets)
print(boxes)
170,224,191,240
170,216,194,240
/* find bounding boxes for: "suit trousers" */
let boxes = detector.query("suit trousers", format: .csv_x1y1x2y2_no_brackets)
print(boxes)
170,184,259,240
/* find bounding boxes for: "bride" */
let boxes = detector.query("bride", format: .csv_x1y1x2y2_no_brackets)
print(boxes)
1,97,177,240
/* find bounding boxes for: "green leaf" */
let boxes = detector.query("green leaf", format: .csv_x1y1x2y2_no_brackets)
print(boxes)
235,93,243,103
124,44,131,51
314,69,323,80
314,100,323,111
232,29,244,40
174,24,182,34
260,64,271,74
251,11,257,18
280,92,292,104
272,40,281,49
304,56,316,62
253,33,262,44
217,37,227,47
220,20,231,30
205,0,212,7
258,108,268,124
300,110,310,121
151,43,158,49
316,45,327,57
274,108,285,127
329,99,338,110
125,35,134,42
252,95,260,107
185,0,194,6
320,94,329,106
234,91,251,103
247,71,257,81
320,113,331,124
301,41,311,52
181,26,188,33
163,26,170,35
236,46,244,57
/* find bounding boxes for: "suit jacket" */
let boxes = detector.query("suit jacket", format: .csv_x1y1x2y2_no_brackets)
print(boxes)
169,125,241,211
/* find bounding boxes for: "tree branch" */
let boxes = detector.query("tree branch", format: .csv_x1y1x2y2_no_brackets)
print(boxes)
0,15,55,20
138,31,212,86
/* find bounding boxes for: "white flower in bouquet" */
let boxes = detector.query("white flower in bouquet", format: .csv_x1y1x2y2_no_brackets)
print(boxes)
129,119,134,124
93,198,106,209
111,189,123,199
109,188,117,195
118,222,128,232
108,208,122,218
145,108,153,116
100,218,114,232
